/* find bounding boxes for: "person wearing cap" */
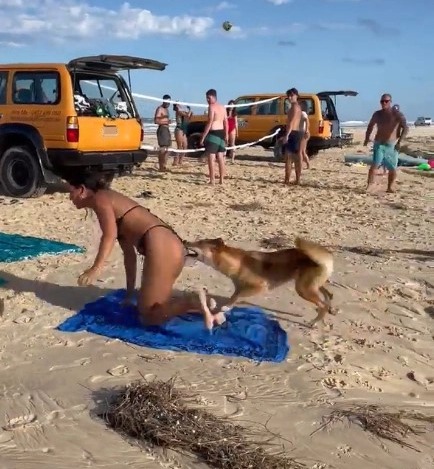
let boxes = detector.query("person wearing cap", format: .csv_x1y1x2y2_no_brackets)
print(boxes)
283,88,303,185
154,94,172,171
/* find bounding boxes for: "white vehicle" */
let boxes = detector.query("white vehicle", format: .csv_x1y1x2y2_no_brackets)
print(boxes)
414,116,432,126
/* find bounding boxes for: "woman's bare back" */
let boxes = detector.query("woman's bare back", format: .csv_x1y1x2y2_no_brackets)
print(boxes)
98,189,165,246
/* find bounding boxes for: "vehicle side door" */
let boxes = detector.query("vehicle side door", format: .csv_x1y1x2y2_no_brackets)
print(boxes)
248,98,282,142
10,70,63,144
0,71,9,125
233,97,257,143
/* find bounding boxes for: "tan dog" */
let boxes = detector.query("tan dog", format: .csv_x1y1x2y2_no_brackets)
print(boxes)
185,237,334,328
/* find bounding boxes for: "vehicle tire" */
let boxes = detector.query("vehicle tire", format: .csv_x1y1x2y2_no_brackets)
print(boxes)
0,146,47,198
187,132,205,157
273,140,284,161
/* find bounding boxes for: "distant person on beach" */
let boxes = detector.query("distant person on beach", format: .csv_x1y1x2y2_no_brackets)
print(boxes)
173,103,192,166
283,88,302,185
299,100,311,170
154,94,172,171
200,89,228,185
226,100,238,163
64,169,210,326
364,93,409,193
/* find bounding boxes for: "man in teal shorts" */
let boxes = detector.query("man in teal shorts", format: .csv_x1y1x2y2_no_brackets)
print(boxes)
364,93,408,193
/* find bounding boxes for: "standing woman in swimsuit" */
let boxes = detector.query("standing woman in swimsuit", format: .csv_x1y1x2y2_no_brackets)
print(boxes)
173,104,192,166
226,100,238,163
299,100,311,169
63,170,210,326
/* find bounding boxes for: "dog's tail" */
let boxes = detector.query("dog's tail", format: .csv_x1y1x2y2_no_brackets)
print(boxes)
295,237,334,277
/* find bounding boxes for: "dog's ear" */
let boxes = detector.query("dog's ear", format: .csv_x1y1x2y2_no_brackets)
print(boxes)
216,237,225,246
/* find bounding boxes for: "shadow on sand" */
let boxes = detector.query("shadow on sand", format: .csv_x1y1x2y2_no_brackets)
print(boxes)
0,271,307,326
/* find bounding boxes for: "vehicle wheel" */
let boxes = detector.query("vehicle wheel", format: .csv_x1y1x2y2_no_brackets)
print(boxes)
187,132,205,157
0,146,47,198
273,140,284,161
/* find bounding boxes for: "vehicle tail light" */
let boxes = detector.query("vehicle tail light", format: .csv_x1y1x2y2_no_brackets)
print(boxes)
318,120,324,134
140,126,144,143
66,116,79,143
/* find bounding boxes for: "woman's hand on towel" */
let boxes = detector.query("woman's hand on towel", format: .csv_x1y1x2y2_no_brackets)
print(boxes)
77,266,100,286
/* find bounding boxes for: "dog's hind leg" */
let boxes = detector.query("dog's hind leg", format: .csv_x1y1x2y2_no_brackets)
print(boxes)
319,285,337,316
295,280,330,327
320,285,333,303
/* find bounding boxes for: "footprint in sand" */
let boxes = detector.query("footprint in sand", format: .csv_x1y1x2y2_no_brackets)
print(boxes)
89,375,107,384
321,377,347,391
13,315,33,324
107,365,129,376
46,410,63,423
49,358,91,371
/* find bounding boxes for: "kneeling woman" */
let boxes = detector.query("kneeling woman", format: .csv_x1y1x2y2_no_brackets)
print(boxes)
64,170,213,327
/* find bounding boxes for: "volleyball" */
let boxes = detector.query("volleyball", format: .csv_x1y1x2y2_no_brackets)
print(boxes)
222,21,233,32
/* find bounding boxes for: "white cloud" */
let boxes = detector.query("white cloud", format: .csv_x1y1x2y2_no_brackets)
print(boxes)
266,0,291,5
0,40,24,47
0,0,214,44
216,1,236,10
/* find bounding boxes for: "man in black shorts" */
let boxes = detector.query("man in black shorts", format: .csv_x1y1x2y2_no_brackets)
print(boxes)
154,94,172,171
283,88,303,185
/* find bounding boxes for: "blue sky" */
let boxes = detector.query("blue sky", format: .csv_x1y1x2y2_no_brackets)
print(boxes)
1,0,432,121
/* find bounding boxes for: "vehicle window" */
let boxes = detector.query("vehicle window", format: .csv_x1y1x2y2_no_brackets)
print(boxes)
13,71,60,105
256,99,278,116
73,73,134,118
320,97,337,120
234,98,256,116
284,98,315,115
0,71,8,104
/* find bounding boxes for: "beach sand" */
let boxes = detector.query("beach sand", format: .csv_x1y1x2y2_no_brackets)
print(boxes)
0,127,433,468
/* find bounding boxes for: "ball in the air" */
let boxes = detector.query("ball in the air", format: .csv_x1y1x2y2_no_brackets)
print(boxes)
222,21,233,32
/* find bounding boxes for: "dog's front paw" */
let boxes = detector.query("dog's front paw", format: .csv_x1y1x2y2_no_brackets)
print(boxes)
220,305,232,313
208,297,217,311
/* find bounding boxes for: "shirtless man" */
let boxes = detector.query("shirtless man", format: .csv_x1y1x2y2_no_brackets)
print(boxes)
364,93,408,193
154,94,172,171
200,89,228,185
283,88,303,185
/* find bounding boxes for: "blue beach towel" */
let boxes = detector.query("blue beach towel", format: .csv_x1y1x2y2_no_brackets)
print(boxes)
57,289,289,363
0,232,84,263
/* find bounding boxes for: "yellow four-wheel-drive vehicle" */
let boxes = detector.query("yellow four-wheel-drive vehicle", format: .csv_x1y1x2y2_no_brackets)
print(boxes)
187,90,357,157
0,55,166,197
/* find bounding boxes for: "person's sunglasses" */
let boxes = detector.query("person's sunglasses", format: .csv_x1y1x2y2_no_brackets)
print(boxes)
380,99,390,103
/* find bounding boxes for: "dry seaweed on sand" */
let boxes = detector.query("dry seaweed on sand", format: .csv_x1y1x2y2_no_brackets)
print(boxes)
99,378,307,469
311,405,434,452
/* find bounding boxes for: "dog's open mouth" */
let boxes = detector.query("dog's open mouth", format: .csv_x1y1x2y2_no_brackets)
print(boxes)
184,245,199,258
186,250,198,258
